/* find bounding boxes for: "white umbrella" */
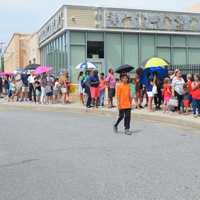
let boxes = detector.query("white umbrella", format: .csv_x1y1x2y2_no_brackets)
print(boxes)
76,62,97,70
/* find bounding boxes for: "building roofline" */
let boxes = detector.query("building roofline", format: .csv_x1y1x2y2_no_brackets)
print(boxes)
37,5,66,33
63,4,200,15
38,4,200,33
5,33,32,53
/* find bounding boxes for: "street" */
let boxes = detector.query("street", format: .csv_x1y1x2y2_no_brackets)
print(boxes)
0,106,200,200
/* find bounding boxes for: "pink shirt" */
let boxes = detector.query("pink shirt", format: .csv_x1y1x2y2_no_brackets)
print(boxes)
106,73,116,89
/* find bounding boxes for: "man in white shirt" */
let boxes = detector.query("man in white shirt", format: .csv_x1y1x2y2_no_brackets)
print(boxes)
28,72,36,103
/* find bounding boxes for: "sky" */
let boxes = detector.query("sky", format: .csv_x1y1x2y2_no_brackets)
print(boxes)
0,0,200,46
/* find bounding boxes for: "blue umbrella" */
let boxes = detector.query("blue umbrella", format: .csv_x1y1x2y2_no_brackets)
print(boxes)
140,66,168,86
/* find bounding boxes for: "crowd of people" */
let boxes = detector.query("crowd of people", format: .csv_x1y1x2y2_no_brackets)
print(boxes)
77,68,200,118
0,71,71,104
0,67,200,118
78,69,116,109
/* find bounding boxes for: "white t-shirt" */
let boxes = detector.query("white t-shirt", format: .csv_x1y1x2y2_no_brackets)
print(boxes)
54,81,60,90
28,75,35,84
172,77,185,95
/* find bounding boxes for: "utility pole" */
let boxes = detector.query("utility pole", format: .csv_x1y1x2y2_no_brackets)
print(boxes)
0,41,5,71
0,42,5,54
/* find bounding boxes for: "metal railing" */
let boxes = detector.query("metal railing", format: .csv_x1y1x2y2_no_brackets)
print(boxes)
168,64,200,75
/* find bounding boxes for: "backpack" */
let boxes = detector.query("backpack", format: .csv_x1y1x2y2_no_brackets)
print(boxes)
81,77,87,89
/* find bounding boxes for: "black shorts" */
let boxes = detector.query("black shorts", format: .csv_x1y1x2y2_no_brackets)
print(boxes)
46,91,53,97
108,88,115,98
8,90,13,97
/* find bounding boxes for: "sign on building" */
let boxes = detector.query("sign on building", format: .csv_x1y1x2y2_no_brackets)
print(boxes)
105,9,200,32
39,9,64,43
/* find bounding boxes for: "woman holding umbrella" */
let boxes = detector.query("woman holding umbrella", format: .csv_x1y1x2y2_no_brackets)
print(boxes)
40,73,47,104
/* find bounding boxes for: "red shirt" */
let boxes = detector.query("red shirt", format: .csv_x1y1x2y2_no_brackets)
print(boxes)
187,80,192,95
163,84,171,98
192,82,200,100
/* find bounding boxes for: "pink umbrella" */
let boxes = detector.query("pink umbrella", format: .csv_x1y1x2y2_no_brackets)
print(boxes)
6,72,14,75
35,66,52,75
0,72,14,76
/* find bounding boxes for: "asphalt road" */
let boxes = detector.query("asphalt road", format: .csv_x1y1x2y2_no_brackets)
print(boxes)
0,106,200,200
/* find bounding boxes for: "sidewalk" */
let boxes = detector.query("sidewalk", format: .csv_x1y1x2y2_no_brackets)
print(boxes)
0,99,199,129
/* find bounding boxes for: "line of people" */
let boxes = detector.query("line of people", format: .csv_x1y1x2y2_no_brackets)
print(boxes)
78,68,116,108
0,71,71,104
0,67,200,118
77,68,200,118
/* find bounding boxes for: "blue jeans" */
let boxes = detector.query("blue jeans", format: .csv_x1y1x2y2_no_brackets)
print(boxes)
85,86,91,108
99,90,105,106
176,93,184,112
192,99,200,115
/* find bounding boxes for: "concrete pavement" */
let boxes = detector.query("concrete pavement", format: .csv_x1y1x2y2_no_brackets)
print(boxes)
0,108,200,200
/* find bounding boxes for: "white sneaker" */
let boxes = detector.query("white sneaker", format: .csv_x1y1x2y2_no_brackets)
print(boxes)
125,129,132,135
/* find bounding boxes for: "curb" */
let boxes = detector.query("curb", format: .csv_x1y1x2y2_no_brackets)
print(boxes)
0,102,200,130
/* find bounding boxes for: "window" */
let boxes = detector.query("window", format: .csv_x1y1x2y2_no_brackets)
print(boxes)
87,41,104,59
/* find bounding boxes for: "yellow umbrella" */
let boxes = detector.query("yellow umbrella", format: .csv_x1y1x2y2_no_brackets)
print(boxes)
143,57,169,68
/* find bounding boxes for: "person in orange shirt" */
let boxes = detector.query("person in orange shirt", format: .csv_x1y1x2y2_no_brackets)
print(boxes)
114,74,132,135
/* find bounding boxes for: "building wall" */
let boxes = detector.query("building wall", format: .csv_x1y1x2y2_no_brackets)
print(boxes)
71,31,200,82
40,32,68,75
4,33,40,72
40,30,200,82
19,36,30,67
67,7,97,28
27,33,40,64
37,5,200,83
4,34,21,72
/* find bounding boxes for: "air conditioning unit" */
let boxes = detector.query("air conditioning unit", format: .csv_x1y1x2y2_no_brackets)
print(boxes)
92,54,99,59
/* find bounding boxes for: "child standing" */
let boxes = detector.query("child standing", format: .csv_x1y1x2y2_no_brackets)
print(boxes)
129,77,136,109
191,75,200,118
53,78,61,104
163,78,172,113
35,80,41,104
183,84,190,114
78,71,85,105
114,74,132,135
8,78,15,102
99,73,106,107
